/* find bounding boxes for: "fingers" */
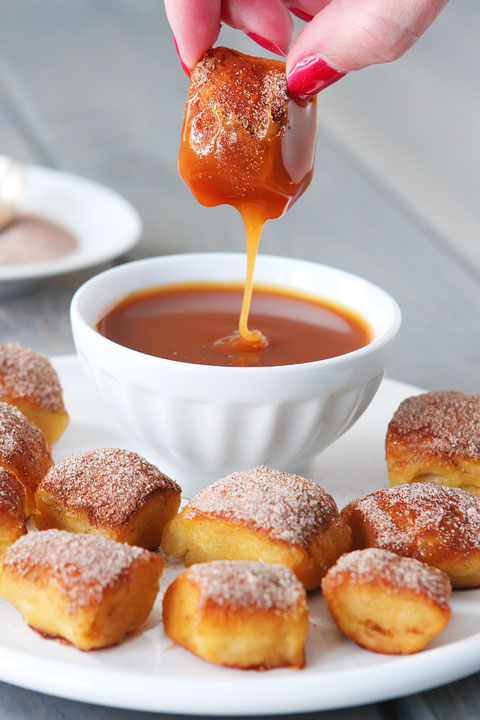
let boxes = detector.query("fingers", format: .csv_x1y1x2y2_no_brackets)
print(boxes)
164,0,221,73
282,1,331,23
222,0,294,56
287,0,450,97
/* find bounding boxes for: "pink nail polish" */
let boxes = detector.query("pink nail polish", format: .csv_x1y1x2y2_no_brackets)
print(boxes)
246,32,287,57
174,37,191,77
287,55,345,98
289,6,314,22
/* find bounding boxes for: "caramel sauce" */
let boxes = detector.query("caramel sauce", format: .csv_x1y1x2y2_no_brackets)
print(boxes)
97,283,372,368
179,48,317,348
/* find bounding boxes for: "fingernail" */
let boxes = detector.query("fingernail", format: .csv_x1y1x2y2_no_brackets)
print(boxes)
174,37,191,77
247,32,287,57
288,6,314,22
287,55,345,98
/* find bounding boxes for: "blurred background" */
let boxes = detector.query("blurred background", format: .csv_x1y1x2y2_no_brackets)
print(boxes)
0,0,479,390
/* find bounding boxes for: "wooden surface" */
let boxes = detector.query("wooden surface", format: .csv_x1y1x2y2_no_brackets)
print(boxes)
0,1,479,718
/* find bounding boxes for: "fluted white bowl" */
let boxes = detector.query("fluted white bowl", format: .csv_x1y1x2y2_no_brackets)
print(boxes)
71,253,401,495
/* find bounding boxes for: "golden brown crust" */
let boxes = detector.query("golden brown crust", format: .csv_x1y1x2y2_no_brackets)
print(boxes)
0,529,163,650
0,401,53,515
322,549,451,654
342,483,480,587
161,466,351,589
0,467,25,520
163,561,308,669
183,465,340,548
1,529,162,612
0,468,26,553
323,549,451,609
0,344,66,413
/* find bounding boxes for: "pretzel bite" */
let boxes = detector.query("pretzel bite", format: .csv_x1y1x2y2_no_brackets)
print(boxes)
0,468,26,554
180,47,316,220
322,549,451,654
342,483,480,587
161,465,351,590
33,448,181,549
0,529,163,650
386,391,480,495
0,401,53,516
163,560,308,670
0,344,68,444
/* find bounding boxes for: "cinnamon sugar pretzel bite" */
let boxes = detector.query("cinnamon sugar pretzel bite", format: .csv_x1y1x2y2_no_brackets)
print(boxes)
0,401,53,516
163,560,308,670
33,448,181,549
322,548,451,655
161,465,351,590
386,391,480,495
0,529,164,650
180,47,316,218
342,482,480,587
0,468,26,554
0,344,69,444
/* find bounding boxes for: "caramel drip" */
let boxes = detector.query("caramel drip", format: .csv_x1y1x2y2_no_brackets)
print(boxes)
178,47,317,354
238,207,264,344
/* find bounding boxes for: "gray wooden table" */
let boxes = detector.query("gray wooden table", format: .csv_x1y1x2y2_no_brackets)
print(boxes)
1,1,479,718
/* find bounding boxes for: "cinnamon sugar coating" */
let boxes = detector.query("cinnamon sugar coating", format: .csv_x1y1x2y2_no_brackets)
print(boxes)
180,46,317,218
0,468,25,519
1,529,155,613
187,560,306,613
0,467,26,553
38,448,180,527
163,559,309,669
189,47,289,148
0,344,65,413
324,548,451,609
0,402,51,469
344,482,480,556
185,464,339,548
387,391,480,460
343,483,480,586
0,401,52,512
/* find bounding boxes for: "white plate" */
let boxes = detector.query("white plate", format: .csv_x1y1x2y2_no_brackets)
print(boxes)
0,165,142,295
1,354,479,715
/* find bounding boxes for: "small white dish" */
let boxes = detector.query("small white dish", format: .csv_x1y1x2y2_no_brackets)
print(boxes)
0,164,142,297
71,253,401,495
0,355,479,715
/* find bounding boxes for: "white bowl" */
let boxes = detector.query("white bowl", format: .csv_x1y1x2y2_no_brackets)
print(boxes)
70,253,401,495
0,164,142,298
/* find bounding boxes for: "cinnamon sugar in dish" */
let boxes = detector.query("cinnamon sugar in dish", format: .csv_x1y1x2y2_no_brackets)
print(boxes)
0,214,77,265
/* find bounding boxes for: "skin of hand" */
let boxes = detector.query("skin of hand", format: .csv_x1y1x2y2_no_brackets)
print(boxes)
164,0,450,97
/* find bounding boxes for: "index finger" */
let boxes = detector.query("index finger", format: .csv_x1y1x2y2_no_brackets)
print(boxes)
164,0,221,73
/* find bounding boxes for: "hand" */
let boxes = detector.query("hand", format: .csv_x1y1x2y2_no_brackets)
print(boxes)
164,0,450,98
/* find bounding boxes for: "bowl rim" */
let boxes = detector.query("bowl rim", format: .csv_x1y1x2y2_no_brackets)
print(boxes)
70,252,402,376
0,164,142,281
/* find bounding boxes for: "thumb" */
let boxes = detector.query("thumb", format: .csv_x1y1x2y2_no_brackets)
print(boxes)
287,0,450,97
